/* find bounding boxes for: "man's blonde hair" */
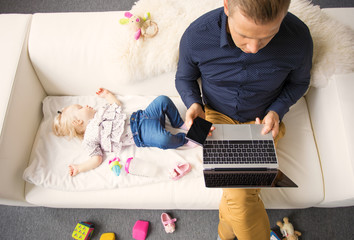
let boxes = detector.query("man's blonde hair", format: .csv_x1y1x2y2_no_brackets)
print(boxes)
52,111,85,139
228,0,291,24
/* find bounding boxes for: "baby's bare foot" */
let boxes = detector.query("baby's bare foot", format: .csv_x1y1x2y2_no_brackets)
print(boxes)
185,140,198,148
180,123,189,131
69,165,80,177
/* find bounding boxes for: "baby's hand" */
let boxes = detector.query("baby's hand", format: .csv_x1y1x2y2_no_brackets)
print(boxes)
96,88,111,98
96,87,121,105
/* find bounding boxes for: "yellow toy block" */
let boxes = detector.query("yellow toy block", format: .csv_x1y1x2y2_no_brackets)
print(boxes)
100,232,116,240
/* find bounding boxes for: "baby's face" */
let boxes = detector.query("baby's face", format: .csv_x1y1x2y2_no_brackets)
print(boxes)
63,104,96,125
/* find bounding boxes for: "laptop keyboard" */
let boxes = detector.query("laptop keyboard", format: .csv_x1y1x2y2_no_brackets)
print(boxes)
203,140,277,164
204,171,277,187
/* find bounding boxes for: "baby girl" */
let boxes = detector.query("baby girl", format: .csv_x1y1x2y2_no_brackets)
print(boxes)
53,88,193,176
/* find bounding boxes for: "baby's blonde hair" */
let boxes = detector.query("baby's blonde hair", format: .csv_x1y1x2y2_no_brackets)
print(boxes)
52,110,85,139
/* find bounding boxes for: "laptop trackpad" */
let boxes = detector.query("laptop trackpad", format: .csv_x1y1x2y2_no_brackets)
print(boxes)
222,124,252,140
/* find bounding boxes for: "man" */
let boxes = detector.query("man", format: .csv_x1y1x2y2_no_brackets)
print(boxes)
175,0,313,239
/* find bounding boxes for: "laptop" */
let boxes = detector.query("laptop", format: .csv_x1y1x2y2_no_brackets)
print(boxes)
186,117,297,188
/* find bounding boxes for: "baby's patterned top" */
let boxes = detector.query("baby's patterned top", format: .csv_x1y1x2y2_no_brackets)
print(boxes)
82,103,134,157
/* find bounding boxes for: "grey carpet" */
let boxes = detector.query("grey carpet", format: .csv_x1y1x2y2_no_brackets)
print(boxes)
1,0,354,239
1,205,354,239
0,0,354,13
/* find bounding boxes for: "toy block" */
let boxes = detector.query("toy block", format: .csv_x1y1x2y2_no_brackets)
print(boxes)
100,232,115,240
132,220,149,240
72,222,94,240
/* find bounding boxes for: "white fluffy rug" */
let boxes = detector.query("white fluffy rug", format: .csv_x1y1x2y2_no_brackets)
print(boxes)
116,0,353,88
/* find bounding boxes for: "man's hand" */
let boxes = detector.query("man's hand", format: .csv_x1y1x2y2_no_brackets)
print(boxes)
185,103,214,135
255,111,280,138
185,103,205,128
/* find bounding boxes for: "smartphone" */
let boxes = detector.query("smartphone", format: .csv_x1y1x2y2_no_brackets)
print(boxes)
186,117,213,146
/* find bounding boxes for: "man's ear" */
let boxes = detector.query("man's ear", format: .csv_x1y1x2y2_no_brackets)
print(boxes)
72,119,83,126
224,0,229,17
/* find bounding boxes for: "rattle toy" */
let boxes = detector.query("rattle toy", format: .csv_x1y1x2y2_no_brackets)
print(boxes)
109,157,122,176
125,157,158,178
119,11,158,40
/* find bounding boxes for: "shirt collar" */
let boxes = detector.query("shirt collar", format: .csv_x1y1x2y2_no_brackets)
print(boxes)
220,11,235,48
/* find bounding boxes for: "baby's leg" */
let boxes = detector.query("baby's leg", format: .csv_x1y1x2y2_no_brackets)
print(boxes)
144,95,185,129
139,118,187,149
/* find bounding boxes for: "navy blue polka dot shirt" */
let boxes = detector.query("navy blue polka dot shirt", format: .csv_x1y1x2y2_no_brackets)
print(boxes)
175,7,313,122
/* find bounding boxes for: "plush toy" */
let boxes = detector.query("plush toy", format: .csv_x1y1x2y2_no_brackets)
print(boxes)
276,217,302,240
119,11,158,40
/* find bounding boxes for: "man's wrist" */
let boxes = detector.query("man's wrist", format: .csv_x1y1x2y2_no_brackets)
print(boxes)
189,102,204,112
268,110,280,123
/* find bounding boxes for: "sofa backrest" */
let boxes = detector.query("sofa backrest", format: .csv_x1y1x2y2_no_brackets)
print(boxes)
28,11,179,97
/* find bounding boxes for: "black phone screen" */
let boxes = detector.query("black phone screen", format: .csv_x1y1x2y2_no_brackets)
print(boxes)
186,117,213,146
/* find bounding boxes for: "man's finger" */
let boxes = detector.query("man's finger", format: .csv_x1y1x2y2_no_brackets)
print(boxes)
262,122,273,135
208,126,215,136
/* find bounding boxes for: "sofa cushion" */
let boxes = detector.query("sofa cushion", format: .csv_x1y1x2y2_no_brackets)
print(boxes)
260,97,323,208
24,95,323,208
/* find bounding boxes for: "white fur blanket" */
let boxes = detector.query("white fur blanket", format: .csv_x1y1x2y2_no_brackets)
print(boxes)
117,0,353,88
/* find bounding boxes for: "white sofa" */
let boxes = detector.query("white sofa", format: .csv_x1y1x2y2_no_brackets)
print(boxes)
0,7,353,209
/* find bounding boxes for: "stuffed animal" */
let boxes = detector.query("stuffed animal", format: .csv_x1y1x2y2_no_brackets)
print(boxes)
119,11,158,40
276,217,302,240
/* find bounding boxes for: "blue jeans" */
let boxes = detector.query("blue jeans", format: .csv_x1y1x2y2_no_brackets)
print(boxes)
130,95,187,149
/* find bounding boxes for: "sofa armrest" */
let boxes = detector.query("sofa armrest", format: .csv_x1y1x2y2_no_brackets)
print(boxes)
306,8,354,207
0,14,46,206
306,72,354,207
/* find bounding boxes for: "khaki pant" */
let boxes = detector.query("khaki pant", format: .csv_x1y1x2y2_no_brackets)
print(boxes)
205,106,285,240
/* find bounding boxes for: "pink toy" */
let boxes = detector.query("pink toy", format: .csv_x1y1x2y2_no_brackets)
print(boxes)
124,157,158,177
161,213,177,233
169,163,192,180
109,157,122,176
132,220,149,240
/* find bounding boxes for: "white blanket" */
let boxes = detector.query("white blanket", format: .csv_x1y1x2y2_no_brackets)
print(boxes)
23,95,203,191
